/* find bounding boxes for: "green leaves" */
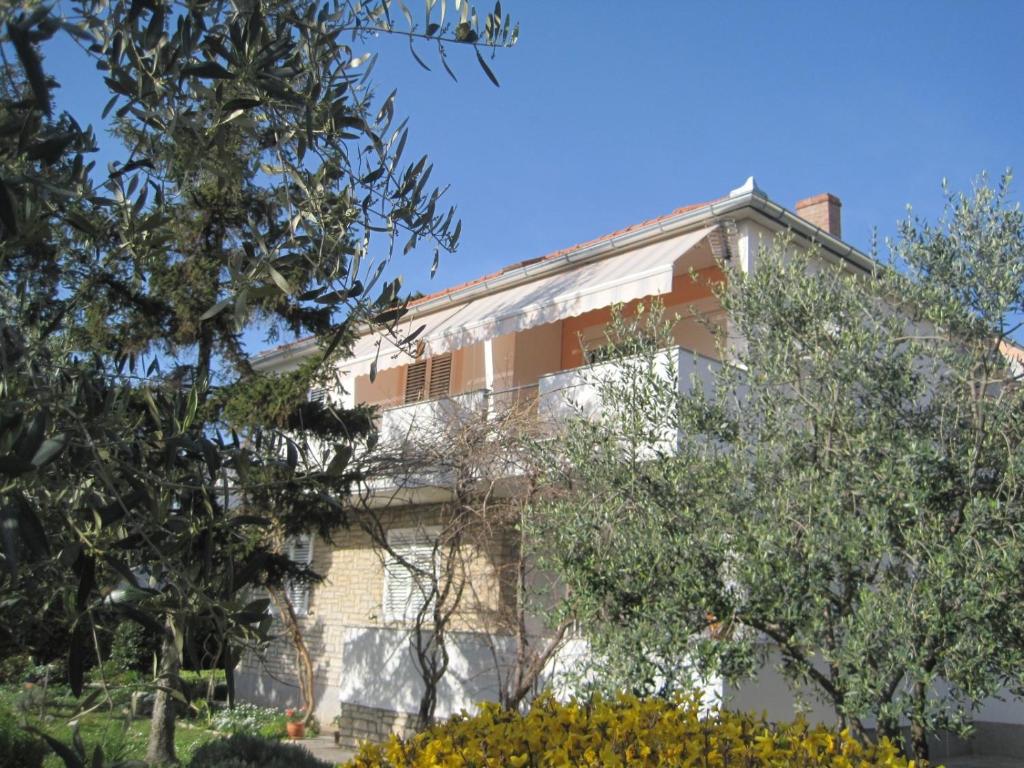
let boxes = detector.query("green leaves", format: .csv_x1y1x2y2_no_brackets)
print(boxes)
266,264,293,295
0,495,49,574
537,191,1024,755
29,729,85,768
0,177,17,236
180,60,233,79
0,2,521,756
25,133,78,164
475,48,500,87
199,297,232,321
117,604,170,637
31,434,67,468
6,13,52,115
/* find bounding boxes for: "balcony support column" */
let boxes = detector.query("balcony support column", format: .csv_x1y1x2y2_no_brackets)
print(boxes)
483,338,495,391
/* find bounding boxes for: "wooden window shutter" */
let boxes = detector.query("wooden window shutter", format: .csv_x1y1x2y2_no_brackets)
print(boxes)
427,353,452,399
404,360,427,404
286,535,313,617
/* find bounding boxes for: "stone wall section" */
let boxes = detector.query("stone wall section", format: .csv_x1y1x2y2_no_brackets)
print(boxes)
334,702,420,750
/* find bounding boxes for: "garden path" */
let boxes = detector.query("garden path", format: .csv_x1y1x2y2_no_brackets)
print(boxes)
291,734,356,766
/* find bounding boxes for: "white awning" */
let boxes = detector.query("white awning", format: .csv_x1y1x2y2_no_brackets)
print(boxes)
344,225,717,378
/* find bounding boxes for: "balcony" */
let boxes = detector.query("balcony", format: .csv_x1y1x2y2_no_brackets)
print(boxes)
372,345,720,459
359,346,722,500
366,387,538,499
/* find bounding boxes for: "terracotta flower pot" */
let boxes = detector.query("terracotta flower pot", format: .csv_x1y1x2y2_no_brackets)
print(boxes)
286,721,305,739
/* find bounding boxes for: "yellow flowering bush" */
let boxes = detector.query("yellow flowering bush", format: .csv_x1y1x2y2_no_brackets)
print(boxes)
345,694,921,768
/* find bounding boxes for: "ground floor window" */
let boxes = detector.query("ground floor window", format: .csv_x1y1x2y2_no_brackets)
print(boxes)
383,526,440,623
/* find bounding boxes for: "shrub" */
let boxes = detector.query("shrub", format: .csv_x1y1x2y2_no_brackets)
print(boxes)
0,655,33,685
189,733,333,768
180,669,227,687
27,658,66,685
13,683,48,717
181,669,229,705
257,719,287,741
108,626,145,671
347,694,916,768
87,658,143,688
210,703,286,737
108,621,157,674
83,720,147,764
305,716,321,737
0,704,47,768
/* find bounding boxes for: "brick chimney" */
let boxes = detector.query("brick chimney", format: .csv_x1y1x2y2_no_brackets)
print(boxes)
795,193,842,239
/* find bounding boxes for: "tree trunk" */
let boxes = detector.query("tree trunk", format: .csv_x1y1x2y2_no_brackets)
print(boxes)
146,622,180,766
413,624,444,731
910,720,930,763
876,717,898,744
910,681,930,762
268,585,317,725
417,673,437,731
836,709,866,745
502,540,569,710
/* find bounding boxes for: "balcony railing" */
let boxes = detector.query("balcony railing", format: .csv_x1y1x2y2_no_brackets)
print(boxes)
373,346,719,451
488,383,540,418
376,385,543,449
536,345,721,422
360,347,723,495
378,389,490,450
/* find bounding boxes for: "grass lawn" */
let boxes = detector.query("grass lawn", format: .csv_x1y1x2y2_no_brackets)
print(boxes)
1,683,221,766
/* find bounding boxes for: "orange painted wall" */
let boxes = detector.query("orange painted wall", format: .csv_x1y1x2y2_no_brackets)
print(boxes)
560,266,726,369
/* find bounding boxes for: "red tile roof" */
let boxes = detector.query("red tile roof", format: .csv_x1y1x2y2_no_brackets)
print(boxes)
406,197,720,309
255,196,720,361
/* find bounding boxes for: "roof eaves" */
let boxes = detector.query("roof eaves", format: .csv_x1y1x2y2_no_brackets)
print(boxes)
252,186,881,370
252,196,726,368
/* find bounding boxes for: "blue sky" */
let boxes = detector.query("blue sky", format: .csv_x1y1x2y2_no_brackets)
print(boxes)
367,0,1024,293
45,0,1024,343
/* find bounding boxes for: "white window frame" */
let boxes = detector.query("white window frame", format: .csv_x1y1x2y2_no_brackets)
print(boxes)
382,526,441,624
285,535,314,617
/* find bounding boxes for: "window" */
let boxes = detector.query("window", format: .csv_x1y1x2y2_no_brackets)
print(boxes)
403,353,452,403
427,354,452,399
308,387,328,404
404,360,427,403
382,527,440,623
286,535,313,617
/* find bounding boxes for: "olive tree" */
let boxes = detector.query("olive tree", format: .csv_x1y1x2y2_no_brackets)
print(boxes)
531,177,1024,760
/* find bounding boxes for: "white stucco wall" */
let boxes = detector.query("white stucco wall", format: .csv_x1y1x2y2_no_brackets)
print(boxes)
333,628,723,720
336,626,515,719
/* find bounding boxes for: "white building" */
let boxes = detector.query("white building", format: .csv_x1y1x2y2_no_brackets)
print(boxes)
239,179,1024,759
